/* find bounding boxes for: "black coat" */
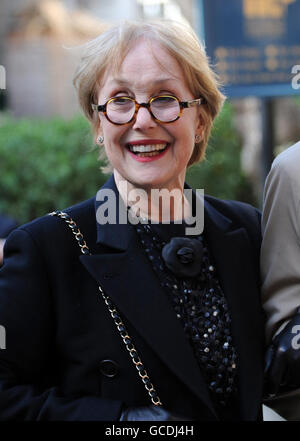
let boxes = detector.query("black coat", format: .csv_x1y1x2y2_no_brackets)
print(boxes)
0,175,264,421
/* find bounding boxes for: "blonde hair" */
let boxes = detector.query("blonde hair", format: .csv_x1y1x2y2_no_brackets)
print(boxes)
73,19,225,172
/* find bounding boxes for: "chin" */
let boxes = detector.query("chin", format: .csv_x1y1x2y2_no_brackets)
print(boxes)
132,176,169,190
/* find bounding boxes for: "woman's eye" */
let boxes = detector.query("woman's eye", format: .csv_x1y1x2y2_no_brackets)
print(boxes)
152,96,177,108
113,97,131,105
156,96,175,103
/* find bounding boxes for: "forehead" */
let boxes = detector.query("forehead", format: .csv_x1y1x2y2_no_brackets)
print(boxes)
100,38,186,91
121,39,180,74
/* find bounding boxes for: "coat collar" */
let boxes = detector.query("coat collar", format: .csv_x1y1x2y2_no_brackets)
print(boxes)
94,174,232,250
95,174,132,250
82,175,262,420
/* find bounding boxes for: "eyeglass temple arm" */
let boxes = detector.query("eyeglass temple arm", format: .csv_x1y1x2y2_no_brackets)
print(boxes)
181,98,205,108
91,103,106,112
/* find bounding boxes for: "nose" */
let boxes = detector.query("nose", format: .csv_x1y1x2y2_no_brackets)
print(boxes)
132,105,157,130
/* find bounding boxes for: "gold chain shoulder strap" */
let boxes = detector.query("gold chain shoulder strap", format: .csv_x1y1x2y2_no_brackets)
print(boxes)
49,210,162,407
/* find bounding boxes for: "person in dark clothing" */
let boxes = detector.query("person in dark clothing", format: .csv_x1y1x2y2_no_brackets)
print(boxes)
0,20,265,421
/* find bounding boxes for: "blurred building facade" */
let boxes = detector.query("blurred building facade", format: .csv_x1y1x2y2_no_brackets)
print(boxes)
0,0,194,118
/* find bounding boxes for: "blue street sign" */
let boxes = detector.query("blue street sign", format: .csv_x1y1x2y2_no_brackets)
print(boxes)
198,0,300,97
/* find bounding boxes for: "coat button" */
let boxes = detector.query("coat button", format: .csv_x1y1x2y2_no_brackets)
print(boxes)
99,359,119,378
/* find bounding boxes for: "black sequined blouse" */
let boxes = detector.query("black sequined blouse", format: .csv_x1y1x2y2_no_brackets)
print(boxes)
134,219,240,420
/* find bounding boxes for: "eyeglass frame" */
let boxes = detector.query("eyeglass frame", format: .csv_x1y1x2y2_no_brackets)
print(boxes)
91,94,206,125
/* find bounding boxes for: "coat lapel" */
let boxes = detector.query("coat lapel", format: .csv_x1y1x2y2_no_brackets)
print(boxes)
204,200,263,420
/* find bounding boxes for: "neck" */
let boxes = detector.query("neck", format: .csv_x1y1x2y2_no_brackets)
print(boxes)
113,171,192,223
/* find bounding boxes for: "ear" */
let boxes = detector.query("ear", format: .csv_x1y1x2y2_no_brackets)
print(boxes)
195,111,205,138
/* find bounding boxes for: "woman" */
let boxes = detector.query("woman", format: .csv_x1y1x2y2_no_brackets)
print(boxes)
0,20,264,421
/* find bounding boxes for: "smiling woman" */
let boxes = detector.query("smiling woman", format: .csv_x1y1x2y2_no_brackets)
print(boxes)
0,19,265,421
74,20,224,172
95,37,206,194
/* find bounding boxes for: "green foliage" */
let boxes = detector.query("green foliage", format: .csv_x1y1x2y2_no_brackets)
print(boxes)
186,102,256,206
0,115,108,224
292,95,300,107
0,103,255,225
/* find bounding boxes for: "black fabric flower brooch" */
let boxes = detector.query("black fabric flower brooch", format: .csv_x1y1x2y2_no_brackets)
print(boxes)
161,237,204,278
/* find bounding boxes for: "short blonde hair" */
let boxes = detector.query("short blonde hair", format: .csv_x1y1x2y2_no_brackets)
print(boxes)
73,19,225,171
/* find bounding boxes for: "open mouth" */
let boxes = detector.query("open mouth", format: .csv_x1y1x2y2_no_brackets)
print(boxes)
126,143,169,158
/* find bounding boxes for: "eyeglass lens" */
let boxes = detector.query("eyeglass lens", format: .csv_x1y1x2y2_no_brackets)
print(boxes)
106,96,180,123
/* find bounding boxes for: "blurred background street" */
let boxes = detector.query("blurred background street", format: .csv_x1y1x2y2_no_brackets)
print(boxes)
0,0,299,223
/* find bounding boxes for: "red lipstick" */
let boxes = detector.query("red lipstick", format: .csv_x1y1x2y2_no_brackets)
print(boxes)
126,139,168,145
125,139,170,163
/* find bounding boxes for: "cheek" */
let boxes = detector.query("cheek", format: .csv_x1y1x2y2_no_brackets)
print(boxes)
99,114,109,133
100,119,117,143
173,126,196,163
102,126,127,157
173,123,196,150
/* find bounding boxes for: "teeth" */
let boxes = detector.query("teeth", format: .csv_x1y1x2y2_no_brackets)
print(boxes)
138,151,163,157
129,143,167,153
